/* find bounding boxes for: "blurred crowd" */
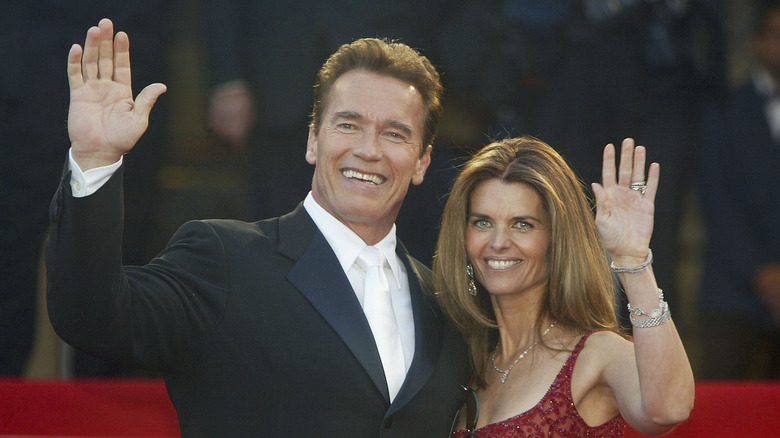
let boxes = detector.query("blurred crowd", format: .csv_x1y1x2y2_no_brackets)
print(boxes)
1,0,777,380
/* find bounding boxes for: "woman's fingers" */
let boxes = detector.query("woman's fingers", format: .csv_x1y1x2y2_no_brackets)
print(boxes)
601,142,617,190
631,144,647,185
604,138,658,193
618,138,635,187
645,161,660,203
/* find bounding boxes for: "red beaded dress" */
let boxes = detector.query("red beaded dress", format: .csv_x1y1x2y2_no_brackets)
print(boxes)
452,331,626,438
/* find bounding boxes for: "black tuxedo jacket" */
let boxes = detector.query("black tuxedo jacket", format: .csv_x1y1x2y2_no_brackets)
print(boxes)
46,167,469,437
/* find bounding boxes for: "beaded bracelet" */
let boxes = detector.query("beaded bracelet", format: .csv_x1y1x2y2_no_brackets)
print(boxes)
627,288,670,328
610,249,653,274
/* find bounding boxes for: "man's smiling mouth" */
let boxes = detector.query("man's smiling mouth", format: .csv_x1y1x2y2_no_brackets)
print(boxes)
343,169,385,185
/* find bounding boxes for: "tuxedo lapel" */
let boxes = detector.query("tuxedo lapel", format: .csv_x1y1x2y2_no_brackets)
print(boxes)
280,206,389,400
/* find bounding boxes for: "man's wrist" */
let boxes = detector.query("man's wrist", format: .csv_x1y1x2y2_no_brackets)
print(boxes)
68,148,123,197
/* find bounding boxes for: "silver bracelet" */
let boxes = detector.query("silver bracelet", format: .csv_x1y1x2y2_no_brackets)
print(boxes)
610,249,653,274
627,288,670,328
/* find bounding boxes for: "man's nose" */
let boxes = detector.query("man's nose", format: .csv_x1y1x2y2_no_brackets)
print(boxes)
353,131,382,160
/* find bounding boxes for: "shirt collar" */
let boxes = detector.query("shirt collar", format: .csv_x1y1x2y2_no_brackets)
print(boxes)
303,192,402,288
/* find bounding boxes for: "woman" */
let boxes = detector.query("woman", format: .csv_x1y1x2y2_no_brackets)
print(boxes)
435,137,693,437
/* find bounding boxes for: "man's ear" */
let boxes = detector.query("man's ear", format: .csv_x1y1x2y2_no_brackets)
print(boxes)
411,145,432,185
305,126,317,165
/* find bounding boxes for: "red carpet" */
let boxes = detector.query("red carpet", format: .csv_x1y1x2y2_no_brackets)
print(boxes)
1,379,778,437
0,379,178,437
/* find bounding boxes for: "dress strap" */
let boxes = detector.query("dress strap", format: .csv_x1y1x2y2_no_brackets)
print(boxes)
557,330,599,381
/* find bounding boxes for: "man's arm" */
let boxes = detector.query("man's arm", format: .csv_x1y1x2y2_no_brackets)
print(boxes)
46,166,230,370
45,18,170,368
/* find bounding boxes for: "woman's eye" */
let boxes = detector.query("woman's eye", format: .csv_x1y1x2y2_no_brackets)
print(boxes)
513,221,532,231
472,219,490,229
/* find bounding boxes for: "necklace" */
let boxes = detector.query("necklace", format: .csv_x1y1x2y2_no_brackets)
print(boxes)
491,322,556,384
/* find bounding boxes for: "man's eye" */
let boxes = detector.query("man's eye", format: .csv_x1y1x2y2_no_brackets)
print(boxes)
385,131,407,142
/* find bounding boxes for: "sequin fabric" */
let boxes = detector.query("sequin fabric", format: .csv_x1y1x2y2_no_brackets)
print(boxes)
452,331,626,438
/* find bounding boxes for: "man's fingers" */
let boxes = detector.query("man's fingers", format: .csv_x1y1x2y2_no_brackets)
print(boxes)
97,19,115,80
67,44,85,90
81,26,100,80
73,19,134,88
134,83,168,119
113,31,131,87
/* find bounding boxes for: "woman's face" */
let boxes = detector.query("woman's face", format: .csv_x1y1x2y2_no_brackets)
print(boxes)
465,179,551,299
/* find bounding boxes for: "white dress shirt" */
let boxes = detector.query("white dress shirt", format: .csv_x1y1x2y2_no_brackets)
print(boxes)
303,193,415,374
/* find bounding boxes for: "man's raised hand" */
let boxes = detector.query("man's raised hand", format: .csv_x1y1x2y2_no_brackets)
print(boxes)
67,18,166,170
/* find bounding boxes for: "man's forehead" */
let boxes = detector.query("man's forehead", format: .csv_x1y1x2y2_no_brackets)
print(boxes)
326,74,423,123
329,71,421,104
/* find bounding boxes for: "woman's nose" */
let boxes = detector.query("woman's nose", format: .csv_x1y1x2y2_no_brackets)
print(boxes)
489,228,510,250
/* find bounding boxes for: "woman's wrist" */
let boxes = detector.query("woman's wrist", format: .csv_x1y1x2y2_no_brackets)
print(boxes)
610,249,652,274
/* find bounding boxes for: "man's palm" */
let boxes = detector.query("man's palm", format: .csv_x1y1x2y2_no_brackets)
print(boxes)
67,19,165,170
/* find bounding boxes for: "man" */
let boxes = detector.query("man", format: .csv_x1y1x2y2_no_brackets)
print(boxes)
46,19,469,436
697,0,780,380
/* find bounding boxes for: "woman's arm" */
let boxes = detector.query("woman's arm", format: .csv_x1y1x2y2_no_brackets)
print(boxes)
592,139,695,435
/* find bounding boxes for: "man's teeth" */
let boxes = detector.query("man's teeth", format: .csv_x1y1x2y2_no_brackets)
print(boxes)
344,169,384,185
487,259,520,269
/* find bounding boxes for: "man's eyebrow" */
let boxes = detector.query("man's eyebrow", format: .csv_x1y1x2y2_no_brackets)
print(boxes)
387,120,413,136
331,111,362,122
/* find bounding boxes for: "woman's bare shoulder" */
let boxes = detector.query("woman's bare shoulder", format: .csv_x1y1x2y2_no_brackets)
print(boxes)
578,330,634,369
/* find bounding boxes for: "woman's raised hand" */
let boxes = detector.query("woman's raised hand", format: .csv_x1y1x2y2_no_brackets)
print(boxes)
592,138,659,262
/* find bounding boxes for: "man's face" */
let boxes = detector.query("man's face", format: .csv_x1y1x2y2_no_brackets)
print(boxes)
306,70,431,244
756,12,780,80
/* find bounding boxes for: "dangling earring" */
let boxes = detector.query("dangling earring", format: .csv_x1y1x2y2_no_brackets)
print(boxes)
466,263,478,296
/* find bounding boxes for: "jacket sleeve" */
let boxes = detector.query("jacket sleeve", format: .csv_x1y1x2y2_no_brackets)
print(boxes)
46,165,229,372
